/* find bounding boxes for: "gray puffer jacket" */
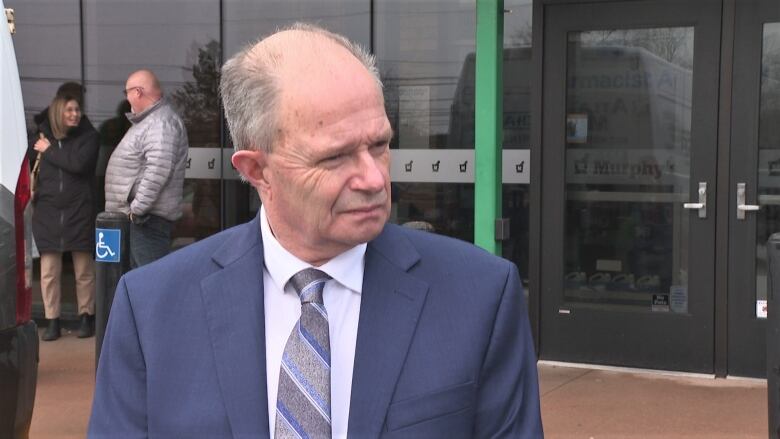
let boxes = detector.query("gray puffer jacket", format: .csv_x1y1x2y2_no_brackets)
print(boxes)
105,98,188,221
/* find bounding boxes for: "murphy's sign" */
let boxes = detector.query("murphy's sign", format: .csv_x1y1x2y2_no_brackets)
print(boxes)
566,149,689,186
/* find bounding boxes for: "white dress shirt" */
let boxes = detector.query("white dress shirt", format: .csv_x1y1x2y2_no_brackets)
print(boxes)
261,206,364,439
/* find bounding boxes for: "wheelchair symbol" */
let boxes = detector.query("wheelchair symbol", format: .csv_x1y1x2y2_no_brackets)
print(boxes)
96,232,116,259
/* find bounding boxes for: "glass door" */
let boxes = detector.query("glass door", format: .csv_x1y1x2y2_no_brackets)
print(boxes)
540,0,722,372
728,0,780,377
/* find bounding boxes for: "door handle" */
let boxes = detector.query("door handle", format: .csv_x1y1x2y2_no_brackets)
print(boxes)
737,182,760,220
683,182,707,218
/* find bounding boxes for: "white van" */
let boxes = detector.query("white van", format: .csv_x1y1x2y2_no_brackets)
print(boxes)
0,3,39,437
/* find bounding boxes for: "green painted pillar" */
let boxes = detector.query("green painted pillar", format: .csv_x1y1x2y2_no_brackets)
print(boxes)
474,0,504,255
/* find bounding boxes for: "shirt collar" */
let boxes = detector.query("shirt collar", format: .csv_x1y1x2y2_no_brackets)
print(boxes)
260,205,365,295
126,96,165,124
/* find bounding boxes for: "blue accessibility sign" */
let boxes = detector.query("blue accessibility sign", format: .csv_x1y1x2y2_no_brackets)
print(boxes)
95,228,121,263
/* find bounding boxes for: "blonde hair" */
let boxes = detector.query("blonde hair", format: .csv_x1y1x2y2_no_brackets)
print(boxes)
48,96,78,140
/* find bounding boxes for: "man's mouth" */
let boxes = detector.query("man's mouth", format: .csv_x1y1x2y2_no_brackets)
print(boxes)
346,204,382,214
343,199,390,216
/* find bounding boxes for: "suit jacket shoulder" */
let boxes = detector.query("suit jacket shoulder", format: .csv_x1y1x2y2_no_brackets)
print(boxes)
121,216,262,297
90,216,270,437
350,223,542,438
371,223,516,294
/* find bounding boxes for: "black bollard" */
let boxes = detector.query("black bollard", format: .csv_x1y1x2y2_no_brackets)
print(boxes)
767,233,780,439
94,211,130,370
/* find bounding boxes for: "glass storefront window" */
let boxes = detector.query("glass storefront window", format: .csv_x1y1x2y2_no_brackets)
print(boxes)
563,28,695,311
378,0,532,285
502,1,533,285
10,0,534,287
222,0,370,224
83,0,221,248
376,0,474,151
223,0,369,59
8,0,82,132
8,0,83,317
376,0,476,263
755,23,780,310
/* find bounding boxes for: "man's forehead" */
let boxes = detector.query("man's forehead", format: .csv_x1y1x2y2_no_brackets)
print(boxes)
262,30,359,76
278,61,381,117
319,116,393,143
280,87,386,132
262,29,341,55
282,50,360,83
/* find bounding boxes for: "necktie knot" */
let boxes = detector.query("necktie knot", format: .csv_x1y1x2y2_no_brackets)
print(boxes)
289,268,331,305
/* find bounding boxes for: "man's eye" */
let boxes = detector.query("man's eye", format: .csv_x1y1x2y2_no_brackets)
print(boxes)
371,143,388,153
320,153,346,165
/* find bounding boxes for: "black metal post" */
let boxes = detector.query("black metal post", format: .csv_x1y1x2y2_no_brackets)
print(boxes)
94,211,130,370
767,232,780,438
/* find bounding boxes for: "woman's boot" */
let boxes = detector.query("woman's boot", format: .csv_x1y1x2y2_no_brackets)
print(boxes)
78,313,94,338
42,318,60,341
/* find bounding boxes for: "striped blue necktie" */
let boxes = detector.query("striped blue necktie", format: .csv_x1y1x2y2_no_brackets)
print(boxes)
275,268,332,439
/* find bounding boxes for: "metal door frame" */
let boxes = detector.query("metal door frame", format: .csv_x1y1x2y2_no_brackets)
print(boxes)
727,0,779,377
534,0,723,372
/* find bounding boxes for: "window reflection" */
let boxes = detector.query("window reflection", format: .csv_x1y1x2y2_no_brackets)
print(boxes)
377,0,474,150
392,183,474,241
379,0,533,285
755,23,780,308
9,0,535,287
8,0,81,132
501,0,533,285
222,0,370,225
503,184,531,283
377,0,475,258
223,0,370,58
83,0,221,249
564,28,695,312
451,0,534,150
8,0,84,318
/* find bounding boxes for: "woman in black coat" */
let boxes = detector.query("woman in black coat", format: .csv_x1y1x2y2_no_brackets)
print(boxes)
31,95,99,341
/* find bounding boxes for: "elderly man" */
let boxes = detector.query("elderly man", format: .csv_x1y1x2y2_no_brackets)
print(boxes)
104,69,188,268
89,24,543,438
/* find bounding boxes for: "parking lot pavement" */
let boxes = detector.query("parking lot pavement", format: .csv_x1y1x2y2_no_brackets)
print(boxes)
30,325,94,439
539,362,767,438
29,329,768,438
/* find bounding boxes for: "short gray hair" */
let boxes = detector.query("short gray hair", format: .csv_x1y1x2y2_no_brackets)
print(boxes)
220,22,382,153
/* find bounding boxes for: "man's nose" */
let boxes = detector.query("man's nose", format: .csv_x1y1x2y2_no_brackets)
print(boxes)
352,151,386,192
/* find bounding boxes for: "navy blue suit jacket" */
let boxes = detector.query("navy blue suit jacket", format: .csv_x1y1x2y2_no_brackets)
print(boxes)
89,216,543,438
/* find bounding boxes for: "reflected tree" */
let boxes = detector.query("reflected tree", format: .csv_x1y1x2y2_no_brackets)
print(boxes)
584,28,693,68
170,39,222,242
508,20,533,47
171,39,221,147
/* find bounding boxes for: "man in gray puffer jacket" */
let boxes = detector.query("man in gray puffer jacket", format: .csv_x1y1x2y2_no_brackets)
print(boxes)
105,69,188,268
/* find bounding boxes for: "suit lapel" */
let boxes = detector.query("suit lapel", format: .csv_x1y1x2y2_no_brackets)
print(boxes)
348,225,428,438
200,217,270,437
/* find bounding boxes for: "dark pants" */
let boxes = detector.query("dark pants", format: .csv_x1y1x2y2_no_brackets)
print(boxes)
130,214,172,269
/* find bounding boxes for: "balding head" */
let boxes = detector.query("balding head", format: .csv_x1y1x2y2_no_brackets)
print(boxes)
125,69,163,113
220,23,382,154
225,23,391,264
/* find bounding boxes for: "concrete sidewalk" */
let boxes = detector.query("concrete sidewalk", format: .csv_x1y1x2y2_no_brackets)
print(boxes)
539,362,767,438
30,328,768,438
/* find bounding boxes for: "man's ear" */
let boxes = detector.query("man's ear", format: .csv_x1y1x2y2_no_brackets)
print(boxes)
231,149,271,192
